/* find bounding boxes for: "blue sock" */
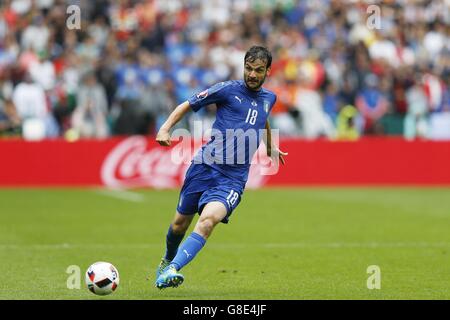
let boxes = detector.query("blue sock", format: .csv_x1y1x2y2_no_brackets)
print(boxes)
164,225,185,261
171,232,206,271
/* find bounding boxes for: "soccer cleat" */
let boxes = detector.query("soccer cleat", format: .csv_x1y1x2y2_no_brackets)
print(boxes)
155,265,184,289
155,258,171,279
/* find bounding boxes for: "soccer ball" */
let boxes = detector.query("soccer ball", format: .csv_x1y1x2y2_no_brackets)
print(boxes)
85,262,120,296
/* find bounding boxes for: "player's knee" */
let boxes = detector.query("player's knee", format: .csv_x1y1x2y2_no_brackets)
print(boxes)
172,215,192,234
196,217,216,238
171,223,187,234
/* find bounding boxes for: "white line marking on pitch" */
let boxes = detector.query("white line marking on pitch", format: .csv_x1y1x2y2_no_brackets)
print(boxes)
1,242,450,250
94,189,145,203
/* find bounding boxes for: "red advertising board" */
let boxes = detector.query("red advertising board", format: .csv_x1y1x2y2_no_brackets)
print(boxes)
1,136,449,187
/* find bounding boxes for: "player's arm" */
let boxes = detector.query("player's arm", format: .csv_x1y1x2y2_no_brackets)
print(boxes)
264,120,272,156
264,119,288,165
156,101,191,147
156,82,227,146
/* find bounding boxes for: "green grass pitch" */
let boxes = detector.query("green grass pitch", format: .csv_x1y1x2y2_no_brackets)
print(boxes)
0,187,449,299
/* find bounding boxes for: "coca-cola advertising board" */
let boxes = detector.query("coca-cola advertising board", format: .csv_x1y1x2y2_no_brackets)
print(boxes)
1,136,450,187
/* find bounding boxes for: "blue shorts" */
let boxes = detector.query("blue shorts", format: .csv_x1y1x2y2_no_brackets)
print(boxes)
176,163,245,224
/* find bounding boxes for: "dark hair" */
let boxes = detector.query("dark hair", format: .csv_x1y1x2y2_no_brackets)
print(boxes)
244,46,272,69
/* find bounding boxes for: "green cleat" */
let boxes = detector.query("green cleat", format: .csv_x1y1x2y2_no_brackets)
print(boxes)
156,258,171,279
155,265,184,289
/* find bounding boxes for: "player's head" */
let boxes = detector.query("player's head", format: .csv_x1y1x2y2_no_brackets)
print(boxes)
244,46,272,91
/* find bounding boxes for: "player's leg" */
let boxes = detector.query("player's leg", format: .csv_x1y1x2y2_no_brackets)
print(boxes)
165,212,195,260
155,210,196,288
193,201,227,239
157,212,195,276
156,201,227,289
155,165,211,288
156,163,209,275
156,166,239,289
169,201,227,271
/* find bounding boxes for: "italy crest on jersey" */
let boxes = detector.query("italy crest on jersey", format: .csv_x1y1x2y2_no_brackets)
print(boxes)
264,100,270,113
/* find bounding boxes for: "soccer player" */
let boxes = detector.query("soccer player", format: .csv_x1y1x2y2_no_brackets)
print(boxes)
154,46,287,289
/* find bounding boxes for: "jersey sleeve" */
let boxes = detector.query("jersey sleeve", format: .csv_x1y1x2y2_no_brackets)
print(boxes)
188,81,230,112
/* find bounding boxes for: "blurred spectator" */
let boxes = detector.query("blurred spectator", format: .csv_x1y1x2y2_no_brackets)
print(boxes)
139,80,174,134
355,74,389,134
266,74,298,136
427,80,450,140
336,105,362,141
96,55,118,110
392,68,413,115
71,72,109,138
339,77,357,107
75,33,101,73
20,14,50,53
404,78,429,140
322,81,340,124
87,15,110,49
423,22,447,61
29,49,56,91
422,70,447,113
294,72,335,139
112,63,144,135
0,33,20,70
12,72,58,139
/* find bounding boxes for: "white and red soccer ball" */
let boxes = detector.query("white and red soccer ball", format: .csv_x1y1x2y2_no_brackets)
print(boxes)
86,262,120,296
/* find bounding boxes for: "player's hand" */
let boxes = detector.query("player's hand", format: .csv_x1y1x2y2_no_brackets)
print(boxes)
156,128,171,146
271,148,288,165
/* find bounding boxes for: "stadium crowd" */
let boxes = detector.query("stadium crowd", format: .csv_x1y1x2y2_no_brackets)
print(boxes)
0,0,448,140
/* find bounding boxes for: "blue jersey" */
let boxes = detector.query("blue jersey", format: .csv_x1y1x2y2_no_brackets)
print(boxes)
188,80,277,183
